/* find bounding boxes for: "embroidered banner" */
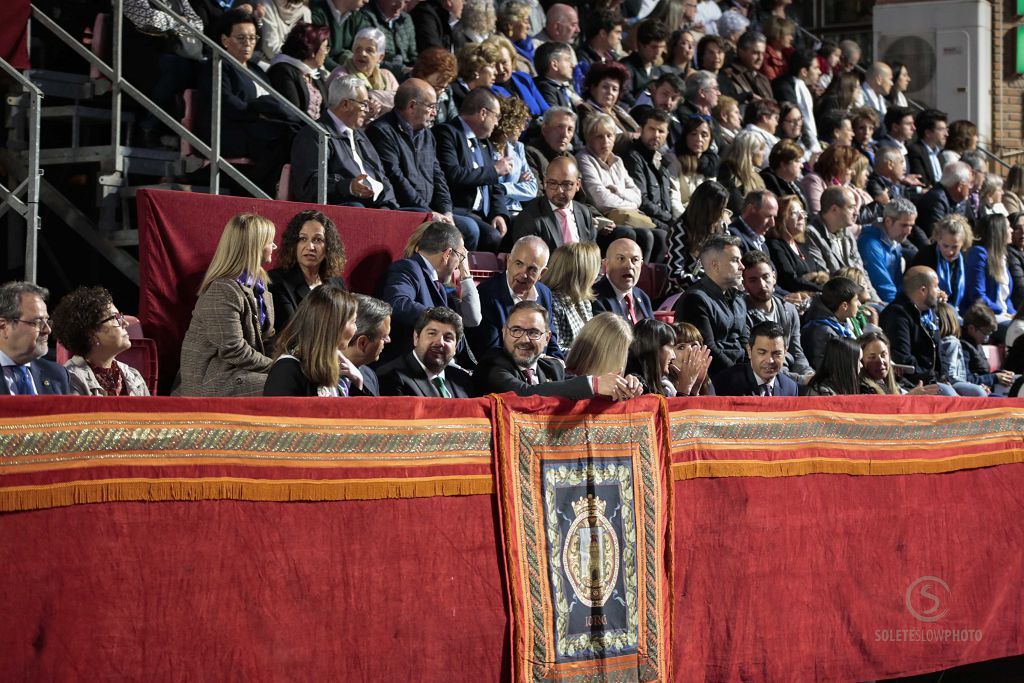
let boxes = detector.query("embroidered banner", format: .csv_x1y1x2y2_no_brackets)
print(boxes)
0,396,493,511
493,395,672,682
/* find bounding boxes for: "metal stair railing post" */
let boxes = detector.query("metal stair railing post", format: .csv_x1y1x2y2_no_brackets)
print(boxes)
0,57,43,283
30,1,331,203
146,0,332,202
794,23,1009,171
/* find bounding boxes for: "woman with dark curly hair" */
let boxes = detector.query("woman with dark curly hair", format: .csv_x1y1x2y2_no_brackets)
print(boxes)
51,286,149,396
269,209,347,332
411,47,459,124
267,22,330,120
490,95,537,215
576,60,639,142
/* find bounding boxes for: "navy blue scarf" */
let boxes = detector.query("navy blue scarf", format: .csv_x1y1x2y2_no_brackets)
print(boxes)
934,248,965,308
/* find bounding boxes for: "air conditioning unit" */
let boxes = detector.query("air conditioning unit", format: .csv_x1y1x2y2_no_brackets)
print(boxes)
874,0,991,143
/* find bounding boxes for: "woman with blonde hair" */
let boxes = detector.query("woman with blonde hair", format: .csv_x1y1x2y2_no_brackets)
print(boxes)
1004,165,1024,215
450,42,499,109
909,214,974,310
717,129,767,214
565,312,636,378
577,112,667,261
484,34,548,116
329,27,398,119
264,283,363,396
543,242,601,354
495,0,536,75
175,213,278,396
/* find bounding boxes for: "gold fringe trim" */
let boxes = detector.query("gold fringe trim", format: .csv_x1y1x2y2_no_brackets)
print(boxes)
673,448,1024,480
0,475,495,512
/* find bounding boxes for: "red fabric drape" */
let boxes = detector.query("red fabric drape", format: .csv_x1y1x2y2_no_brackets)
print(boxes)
0,0,29,69
3,395,1024,681
135,190,428,392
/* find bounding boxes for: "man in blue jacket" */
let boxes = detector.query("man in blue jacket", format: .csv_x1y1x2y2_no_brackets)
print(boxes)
858,197,917,304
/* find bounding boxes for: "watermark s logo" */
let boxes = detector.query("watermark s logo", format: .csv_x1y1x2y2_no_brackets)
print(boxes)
905,576,951,623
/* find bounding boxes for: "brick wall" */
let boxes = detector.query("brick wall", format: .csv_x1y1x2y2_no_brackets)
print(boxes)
992,0,1024,169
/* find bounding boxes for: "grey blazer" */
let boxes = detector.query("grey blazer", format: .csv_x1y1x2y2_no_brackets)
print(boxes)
65,355,150,396
175,278,275,397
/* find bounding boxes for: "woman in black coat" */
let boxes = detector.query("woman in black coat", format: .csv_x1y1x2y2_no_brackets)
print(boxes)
268,210,347,333
267,22,330,120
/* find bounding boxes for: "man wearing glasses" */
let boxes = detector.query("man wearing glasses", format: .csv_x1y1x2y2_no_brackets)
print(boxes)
291,75,397,208
474,301,641,400
434,87,511,253
375,221,481,365
0,281,70,395
505,157,599,253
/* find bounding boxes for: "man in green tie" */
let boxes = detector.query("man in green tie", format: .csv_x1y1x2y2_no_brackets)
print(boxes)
376,307,473,398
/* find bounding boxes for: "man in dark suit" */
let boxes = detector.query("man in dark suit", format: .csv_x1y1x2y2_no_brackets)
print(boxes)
409,0,459,53
345,295,392,396
468,236,563,359
377,307,473,398
0,281,71,395
506,156,597,252
474,301,641,399
713,320,799,397
728,190,777,256
434,87,510,252
375,221,478,364
291,74,397,208
907,108,949,188
591,238,653,324
675,234,749,376
534,41,580,109
915,162,973,252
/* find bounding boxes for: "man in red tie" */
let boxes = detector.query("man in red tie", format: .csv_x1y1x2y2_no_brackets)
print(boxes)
504,157,602,253
591,238,653,325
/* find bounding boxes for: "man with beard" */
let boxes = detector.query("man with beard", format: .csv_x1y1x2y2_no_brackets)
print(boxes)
742,251,813,386
505,157,599,252
377,307,472,397
0,281,70,395
712,320,799,397
469,236,563,358
879,265,956,393
473,301,640,399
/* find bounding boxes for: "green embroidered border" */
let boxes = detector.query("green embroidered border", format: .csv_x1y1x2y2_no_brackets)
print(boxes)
0,420,491,466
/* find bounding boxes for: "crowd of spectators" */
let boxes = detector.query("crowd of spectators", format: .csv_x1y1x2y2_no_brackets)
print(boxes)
6,0,1024,399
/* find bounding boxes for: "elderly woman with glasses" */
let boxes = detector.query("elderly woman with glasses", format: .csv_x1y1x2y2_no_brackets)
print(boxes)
50,286,149,396
329,27,399,120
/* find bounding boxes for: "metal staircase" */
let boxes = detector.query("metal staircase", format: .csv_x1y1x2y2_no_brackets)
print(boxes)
1,0,330,285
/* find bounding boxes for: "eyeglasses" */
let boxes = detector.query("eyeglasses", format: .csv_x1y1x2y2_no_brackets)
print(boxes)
506,326,545,340
413,100,438,113
98,312,127,327
450,248,467,266
347,99,372,111
9,317,50,331
231,33,258,45
482,108,499,120
544,180,577,192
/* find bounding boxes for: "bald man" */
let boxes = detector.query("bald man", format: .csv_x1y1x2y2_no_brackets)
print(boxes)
591,238,653,324
367,78,463,226
861,61,893,117
505,156,600,252
468,235,564,358
535,4,580,45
